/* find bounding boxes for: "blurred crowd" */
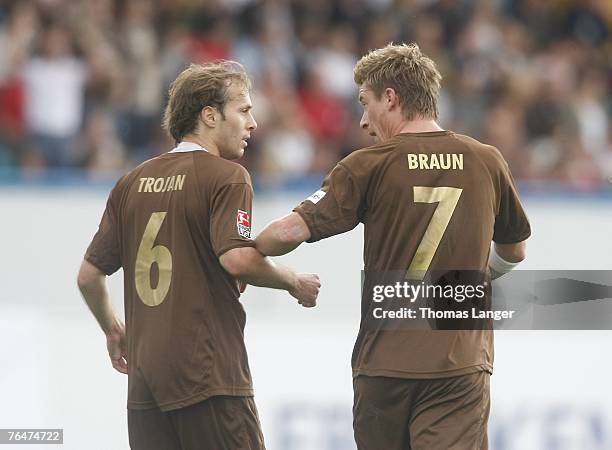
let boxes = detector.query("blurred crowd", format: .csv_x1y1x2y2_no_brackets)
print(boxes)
0,0,610,189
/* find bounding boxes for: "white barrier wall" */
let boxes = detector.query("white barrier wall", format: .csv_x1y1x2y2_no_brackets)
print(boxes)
1,188,611,450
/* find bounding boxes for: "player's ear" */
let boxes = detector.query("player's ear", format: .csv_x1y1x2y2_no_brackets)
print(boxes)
200,106,217,128
384,88,398,110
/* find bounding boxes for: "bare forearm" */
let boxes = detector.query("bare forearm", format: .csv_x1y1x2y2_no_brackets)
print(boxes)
256,223,301,256
239,253,298,291
494,241,526,263
220,246,320,307
77,261,121,335
80,283,120,333
220,247,297,290
255,213,311,256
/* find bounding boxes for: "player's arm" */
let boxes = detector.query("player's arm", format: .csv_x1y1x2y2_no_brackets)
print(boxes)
489,240,526,279
254,212,311,256
77,259,127,374
489,149,530,279
256,162,365,257
79,179,127,374
219,246,319,307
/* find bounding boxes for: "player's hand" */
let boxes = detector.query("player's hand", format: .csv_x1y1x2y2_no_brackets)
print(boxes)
106,322,128,374
289,273,321,307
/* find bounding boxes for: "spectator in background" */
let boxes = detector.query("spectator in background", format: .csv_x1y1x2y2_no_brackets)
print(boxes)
82,108,126,176
310,26,358,100
76,0,126,112
258,94,315,187
0,1,38,167
0,0,609,188
575,68,609,159
23,23,86,167
120,0,163,162
299,69,348,144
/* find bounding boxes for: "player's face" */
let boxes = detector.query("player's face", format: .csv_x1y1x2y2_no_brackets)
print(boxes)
358,84,389,142
215,83,257,160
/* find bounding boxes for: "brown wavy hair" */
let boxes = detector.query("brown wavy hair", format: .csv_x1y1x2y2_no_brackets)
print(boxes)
162,61,251,144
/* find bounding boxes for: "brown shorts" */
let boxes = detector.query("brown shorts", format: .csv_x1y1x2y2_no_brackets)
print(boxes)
353,371,490,450
128,396,265,450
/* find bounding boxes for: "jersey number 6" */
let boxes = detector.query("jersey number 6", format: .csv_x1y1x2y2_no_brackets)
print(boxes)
135,212,173,306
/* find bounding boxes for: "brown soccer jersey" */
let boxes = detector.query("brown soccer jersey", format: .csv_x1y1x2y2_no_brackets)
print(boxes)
85,149,257,411
294,131,531,378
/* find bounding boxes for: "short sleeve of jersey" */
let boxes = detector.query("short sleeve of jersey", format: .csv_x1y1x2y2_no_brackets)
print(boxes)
493,161,531,244
85,184,122,275
210,179,256,257
293,162,365,243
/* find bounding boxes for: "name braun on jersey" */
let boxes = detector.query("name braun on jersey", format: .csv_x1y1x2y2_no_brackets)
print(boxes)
138,175,186,193
407,153,463,170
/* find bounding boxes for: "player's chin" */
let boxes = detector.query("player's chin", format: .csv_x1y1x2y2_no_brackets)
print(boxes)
226,148,245,160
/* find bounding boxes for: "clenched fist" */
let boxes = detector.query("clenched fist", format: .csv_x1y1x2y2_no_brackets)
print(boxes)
289,273,321,307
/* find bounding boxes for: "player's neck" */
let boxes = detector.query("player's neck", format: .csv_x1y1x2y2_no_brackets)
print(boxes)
182,133,220,156
396,119,444,134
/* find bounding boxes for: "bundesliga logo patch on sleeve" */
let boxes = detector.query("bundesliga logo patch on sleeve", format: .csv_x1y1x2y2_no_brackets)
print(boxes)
236,210,251,239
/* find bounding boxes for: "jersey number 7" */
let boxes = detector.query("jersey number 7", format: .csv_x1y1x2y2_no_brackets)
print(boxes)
407,187,463,280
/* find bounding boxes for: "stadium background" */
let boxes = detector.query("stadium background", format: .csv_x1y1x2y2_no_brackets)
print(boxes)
0,0,611,449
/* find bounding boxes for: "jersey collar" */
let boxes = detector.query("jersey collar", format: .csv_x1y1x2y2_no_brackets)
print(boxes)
169,141,209,153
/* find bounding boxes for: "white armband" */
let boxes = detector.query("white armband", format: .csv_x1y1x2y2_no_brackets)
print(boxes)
489,245,520,279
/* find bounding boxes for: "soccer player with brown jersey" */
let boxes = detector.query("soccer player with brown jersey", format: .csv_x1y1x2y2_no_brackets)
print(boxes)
255,44,530,449
76,62,320,450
